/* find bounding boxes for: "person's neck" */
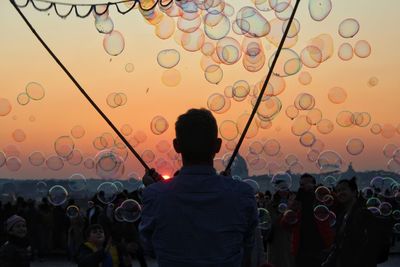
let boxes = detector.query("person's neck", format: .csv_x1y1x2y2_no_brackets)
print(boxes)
182,158,214,167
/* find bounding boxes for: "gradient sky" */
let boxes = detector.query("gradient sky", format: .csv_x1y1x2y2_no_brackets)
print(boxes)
0,0,400,179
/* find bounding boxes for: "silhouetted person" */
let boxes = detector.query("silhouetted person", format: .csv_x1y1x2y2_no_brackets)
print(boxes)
0,215,32,267
323,177,393,267
291,174,334,267
139,108,258,267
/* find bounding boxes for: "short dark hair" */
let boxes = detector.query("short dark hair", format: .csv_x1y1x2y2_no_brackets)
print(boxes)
300,173,316,184
175,108,218,161
85,224,104,239
337,176,358,193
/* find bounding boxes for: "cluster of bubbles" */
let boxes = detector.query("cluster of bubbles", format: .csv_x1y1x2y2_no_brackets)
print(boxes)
362,176,400,233
106,92,128,108
382,144,400,176
16,82,46,106
2,0,400,181
93,6,125,56
28,175,143,222
371,123,400,139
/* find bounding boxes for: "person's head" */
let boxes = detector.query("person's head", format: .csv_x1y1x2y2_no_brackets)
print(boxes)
6,215,27,238
174,108,222,165
85,224,105,246
336,177,358,205
299,173,316,192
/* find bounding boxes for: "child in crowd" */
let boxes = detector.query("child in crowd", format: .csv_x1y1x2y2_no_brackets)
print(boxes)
0,215,32,267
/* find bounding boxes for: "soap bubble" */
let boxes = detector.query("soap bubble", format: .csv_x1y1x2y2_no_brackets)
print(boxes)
346,138,364,156
157,49,180,68
125,63,134,73
150,116,169,135
113,181,124,193
318,150,343,172
271,172,292,191
258,208,272,230
354,40,371,58
204,65,223,84
161,68,181,87
71,125,85,139
270,48,302,77
278,203,288,213
328,87,347,104
46,155,64,171
282,209,298,225
97,182,118,204
103,30,125,56
314,205,330,221
338,43,353,61
336,111,354,127
317,119,334,135
66,205,80,218
315,186,331,202
26,82,45,100
291,115,311,136
263,139,281,156
379,202,393,217
208,93,226,112
68,173,87,192
294,93,315,110
0,98,12,116
285,105,299,120
17,93,30,106
36,181,48,196
95,149,125,179
12,129,26,143
361,187,374,199
322,176,337,189
119,199,142,222
219,120,238,141
54,136,75,158
308,0,332,21
95,17,114,34
243,179,260,194
338,18,360,38
48,185,68,206
298,71,312,85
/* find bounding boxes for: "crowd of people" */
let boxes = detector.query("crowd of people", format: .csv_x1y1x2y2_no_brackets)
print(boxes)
0,173,398,267
0,108,398,267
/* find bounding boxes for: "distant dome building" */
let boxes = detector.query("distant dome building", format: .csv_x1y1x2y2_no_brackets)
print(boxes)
231,154,249,179
342,162,357,180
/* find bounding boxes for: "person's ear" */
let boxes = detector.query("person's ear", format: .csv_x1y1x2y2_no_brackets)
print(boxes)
215,138,222,153
173,138,181,153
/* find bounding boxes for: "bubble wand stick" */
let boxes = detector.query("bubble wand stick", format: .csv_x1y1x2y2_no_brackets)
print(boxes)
10,0,151,171
225,0,302,173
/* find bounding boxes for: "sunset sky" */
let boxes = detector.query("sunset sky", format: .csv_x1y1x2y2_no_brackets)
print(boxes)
0,0,399,179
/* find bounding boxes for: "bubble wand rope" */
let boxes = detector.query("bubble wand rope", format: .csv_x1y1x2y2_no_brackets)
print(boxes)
225,0,301,173
10,0,151,171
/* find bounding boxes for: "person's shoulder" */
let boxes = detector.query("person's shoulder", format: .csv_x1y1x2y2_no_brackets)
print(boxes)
143,178,175,197
0,241,16,256
219,176,255,196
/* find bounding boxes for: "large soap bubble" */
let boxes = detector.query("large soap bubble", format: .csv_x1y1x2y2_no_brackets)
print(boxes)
309,0,332,22
103,30,125,56
97,182,118,204
48,185,69,206
157,49,180,68
339,18,360,38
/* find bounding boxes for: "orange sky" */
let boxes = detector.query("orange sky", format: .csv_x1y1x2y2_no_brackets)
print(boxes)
0,0,400,179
